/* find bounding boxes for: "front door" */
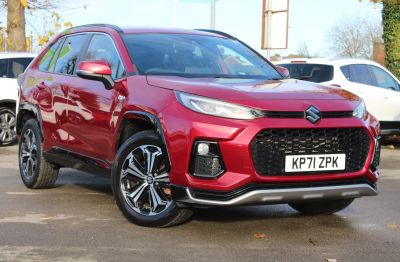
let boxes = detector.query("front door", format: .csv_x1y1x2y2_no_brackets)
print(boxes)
64,33,126,164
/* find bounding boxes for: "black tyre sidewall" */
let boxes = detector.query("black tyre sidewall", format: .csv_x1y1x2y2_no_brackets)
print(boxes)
111,130,185,227
18,119,43,188
0,107,17,146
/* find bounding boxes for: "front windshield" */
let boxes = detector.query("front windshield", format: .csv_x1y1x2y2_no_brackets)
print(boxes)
122,33,282,80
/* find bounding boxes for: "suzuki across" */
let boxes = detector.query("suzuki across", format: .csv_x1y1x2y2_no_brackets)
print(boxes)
17,24,381,227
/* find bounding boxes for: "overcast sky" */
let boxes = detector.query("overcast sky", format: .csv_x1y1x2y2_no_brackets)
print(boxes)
27,0,383,57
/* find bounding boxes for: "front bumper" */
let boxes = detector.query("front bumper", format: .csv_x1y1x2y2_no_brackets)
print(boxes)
161,99,380,193
172,182,377,206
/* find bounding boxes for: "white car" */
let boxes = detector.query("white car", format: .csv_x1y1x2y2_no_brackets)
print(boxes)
276,58,400,135
0,52,35,146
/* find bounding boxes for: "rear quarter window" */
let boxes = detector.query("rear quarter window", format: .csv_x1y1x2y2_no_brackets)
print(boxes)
38,38,63,72
279,63,334,83
53,34,88,75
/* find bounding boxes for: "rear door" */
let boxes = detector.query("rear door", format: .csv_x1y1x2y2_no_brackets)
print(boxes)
31,34,88,152
63,33,125,164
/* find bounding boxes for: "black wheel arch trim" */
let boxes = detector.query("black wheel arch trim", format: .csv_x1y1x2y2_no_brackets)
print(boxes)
17,103,44,138
120,111,172,171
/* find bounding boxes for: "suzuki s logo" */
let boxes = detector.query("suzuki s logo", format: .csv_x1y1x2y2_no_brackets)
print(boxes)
305,106,321,124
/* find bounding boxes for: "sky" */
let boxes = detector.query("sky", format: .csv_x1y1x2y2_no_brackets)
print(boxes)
37,0,383,57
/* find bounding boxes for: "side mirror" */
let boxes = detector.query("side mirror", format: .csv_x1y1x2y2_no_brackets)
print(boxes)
276,66,290,79
76,60,114,90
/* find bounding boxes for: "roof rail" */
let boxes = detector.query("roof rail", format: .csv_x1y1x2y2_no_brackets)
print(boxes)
70,24,123,33
195,29,236,39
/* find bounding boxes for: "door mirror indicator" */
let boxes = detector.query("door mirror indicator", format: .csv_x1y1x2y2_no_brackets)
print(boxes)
77,60,114,90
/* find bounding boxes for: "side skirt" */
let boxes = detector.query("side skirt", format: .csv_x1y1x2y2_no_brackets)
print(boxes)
43,147,111,176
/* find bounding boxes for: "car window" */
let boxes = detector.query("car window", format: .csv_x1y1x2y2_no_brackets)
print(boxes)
84,34,125,79
341,64,375,86
0,59,7,78
368,65,399,91
278,63,334,83
38,38,63,72
123,33,282,80
7,58,33,78
54,34,87,75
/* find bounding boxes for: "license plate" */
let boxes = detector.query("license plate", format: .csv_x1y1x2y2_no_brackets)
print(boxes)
285,154,346,172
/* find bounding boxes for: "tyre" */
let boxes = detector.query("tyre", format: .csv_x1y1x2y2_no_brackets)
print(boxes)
0,107,17,146
112,130,193,227
18,118,59,189
289,198,354,215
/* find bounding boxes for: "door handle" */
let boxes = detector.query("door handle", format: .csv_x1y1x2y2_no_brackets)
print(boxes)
68,92,80,100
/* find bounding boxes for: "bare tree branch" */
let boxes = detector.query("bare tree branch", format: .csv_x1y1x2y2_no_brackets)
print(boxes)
328,15,383,59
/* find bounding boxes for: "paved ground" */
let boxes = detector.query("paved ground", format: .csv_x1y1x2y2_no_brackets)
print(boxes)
0,145,399,262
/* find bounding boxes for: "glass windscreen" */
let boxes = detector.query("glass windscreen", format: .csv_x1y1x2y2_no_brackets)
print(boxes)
123,33,282,80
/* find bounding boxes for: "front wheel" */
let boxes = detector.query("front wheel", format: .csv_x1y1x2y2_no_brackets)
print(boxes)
289,198,354,215
111,130,193,227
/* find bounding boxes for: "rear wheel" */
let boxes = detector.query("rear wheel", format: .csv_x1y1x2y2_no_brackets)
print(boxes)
19,119,59,189
289,198,354,215
112,130,193,227
0,107,17,146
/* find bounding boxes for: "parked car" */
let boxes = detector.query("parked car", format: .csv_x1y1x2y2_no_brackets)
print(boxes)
275,58,400,135
0,52,35,146
17,25,380,227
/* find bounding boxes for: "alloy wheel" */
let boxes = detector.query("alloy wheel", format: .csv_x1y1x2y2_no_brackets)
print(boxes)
20,129,38,178
120,145,172,216
0,111,17,144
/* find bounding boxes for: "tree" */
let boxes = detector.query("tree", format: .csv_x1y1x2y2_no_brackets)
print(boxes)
363,0,400,78
1,0,71,51
327,15,382,59
296,42,320,58
381,0,400,78
6,0,26,51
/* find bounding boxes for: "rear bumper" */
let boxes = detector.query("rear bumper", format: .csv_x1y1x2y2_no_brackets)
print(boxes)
172,183,377,207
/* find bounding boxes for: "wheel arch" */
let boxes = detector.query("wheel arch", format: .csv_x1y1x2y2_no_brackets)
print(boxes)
16,103,43,138
0,99,16,111
116,111,171,171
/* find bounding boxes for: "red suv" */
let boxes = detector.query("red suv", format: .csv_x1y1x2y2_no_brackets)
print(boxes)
17,24,381,227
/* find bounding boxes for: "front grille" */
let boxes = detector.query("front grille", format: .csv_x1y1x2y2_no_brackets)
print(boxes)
261,111,353,119
250,128,371,176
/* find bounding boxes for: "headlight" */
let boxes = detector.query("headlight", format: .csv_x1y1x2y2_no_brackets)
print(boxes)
176,92,261,120
353,101,367,119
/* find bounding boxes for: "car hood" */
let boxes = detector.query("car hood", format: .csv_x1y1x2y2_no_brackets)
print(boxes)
146,76,360,111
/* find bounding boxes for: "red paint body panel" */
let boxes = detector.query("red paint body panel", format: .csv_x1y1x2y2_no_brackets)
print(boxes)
19,26,380,195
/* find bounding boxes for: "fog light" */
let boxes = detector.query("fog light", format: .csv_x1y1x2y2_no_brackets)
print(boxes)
190,141,225,178
197,143,210,156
